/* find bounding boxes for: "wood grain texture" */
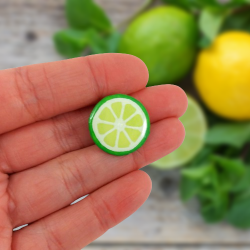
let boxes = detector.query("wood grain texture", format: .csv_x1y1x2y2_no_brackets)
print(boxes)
0,0,146,69
0,0,250,248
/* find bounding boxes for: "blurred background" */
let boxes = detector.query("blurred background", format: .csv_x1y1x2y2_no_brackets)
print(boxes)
2,0,250,249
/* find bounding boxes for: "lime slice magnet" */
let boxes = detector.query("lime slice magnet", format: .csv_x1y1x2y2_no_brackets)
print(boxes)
89,94,150,156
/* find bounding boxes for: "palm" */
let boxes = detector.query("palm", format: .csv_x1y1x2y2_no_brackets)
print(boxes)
0,54,186,250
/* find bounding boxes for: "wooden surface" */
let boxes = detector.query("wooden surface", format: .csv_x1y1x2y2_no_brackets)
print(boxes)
1,1,250,249
93,167,250,246
0,0,146,70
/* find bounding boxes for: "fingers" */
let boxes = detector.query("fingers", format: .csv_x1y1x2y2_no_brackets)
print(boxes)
0,54,148,134
0,107,93,174
0,173,12,250
12,171,152,250
0,85,187,173
133,85,187,119
8,117,184,227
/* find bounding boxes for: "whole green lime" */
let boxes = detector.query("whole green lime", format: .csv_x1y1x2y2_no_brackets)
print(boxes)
119,6,198,86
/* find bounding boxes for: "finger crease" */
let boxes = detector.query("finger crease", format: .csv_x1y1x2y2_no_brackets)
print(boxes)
81,152,97,186
6,182,17,227
43,219,66,250
88,196,110,232
14,68,45,121
63,113,83,150
42,65,57,116
86,57,105,99
51,116,72,154
58,158,76,200
58,156,85,201
131,147,146,171
0,141,13,174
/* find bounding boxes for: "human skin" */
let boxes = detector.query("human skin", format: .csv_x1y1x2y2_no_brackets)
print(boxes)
0,53,187,250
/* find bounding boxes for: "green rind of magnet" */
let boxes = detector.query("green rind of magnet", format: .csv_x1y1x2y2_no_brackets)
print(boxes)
89,94,150,156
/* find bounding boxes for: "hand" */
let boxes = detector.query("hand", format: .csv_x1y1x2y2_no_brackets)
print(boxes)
0,54,187,250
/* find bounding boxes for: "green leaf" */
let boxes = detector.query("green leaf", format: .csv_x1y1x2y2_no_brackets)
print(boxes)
211,155,246,190
162,0,220,11
182,164,214,180
88,31,122,54
181,165,209,201
232,167,250,193
212,155,246,176
163,0,250,10
192,162,229,223
199,7,229,42
181,164,217,201
225,0,250,8
223,9,250,33
227,191,250,229
203,106,227,127
246,147,250,164
220,146,242,158
199,36,212,48
53,29,90,58
200,191,228,223
181,155,250,225
180,177,200,201
87,29,108,54
53,28,120,58
188,145,217,166
206,122,250,148
105,32,122,53
66,0,113,33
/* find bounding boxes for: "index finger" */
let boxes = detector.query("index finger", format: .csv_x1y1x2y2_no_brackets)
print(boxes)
0,54,148,134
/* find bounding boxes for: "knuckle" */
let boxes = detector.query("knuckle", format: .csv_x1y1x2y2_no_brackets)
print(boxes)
44,220,66,250
0,142,12,174
13,66,55,121
89,195,116,232
51,113,84,154
6,182,18,226
131,146,146,170
57,155,86,201
85,56,108,98
51,115,74,154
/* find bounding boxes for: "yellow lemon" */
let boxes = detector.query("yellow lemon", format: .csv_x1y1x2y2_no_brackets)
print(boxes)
194,31,250,121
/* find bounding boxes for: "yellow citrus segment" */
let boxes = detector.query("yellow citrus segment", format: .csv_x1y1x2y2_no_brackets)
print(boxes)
123,104,136,120
104,130,117,147
118,131,130,148
126,114,143,127
99,107,115,122
125,128,141,142
97,123,114,135
111,102,122,118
